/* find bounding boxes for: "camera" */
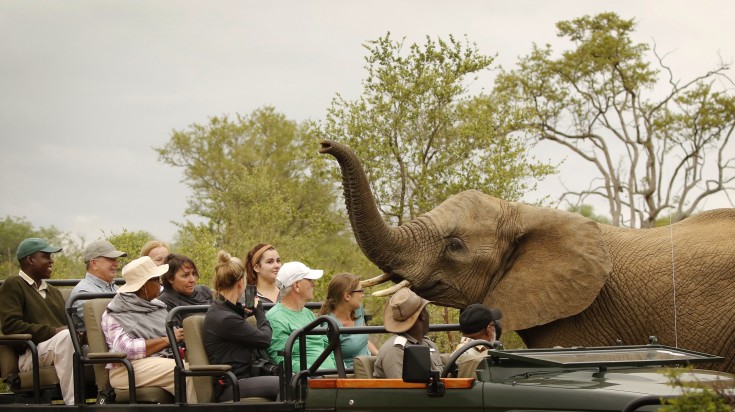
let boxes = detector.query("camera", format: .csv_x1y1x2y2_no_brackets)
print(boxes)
251,358,281,376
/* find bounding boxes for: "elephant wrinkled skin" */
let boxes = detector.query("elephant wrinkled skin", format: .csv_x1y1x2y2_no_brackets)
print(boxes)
320,139,735,372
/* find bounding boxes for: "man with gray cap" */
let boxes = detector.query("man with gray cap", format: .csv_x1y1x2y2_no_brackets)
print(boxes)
69,239,127,332
373,288,443,379
0,238,75,404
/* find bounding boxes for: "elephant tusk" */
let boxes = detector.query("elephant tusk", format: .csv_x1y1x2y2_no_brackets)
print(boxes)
360,273,392,288
372,280,411,297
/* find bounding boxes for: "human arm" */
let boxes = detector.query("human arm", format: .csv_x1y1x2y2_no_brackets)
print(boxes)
265,310,288,366
378,345,405,379
213,302,272,349
368,340,378,356
0,279,60,343
100,311,177,359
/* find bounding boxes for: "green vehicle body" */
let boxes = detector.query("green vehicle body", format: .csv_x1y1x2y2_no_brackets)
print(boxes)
303,344,733,412
1,284,733,411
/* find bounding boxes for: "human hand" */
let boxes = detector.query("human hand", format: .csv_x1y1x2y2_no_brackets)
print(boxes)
173,327,185,343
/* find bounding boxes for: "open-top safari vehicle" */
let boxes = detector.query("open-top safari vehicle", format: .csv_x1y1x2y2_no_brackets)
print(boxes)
1,280,734,412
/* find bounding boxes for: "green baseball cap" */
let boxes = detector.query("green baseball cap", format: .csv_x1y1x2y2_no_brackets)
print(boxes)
16,238,62,260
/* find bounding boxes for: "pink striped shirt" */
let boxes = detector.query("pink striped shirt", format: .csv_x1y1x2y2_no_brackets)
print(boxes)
100,310,148,368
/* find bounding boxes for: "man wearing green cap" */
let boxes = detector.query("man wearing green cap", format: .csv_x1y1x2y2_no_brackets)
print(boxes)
0,238,75,405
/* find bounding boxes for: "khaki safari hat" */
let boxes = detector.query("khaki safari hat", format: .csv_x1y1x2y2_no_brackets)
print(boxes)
118,256,169,294
84,239,127,263
16,238,62,260
384,288,431,333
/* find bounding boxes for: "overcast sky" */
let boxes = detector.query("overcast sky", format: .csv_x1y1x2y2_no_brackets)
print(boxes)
1,1,733,245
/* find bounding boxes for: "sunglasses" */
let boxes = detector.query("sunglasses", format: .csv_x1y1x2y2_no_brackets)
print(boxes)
350,289,365,294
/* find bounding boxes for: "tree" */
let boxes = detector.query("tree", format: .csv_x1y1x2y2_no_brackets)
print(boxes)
0,215,84,279
494,12,735,228
156,106,375,286
566,204,611,224
318,34,555,352
105,229,155,268
318,33,556,226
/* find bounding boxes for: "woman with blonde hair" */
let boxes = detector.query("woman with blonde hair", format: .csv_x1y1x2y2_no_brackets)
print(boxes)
202,251,279,401
318,273,377,368
139,240,170,266
244,243,281,304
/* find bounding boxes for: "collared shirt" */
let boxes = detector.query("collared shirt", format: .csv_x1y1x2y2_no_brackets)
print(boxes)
373,333,443,379
18,270,48,298
69,273,118,331
100,311,148,369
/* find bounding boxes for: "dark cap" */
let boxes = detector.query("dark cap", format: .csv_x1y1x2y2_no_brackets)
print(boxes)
16,238,62,260
459,304,502,335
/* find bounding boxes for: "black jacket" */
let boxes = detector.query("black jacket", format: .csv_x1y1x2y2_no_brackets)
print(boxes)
202,298,272,378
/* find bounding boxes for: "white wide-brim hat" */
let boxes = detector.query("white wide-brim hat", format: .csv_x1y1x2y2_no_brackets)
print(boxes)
118,256,169,293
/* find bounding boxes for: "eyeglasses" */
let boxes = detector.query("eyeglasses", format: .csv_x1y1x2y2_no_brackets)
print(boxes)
350,289,364,294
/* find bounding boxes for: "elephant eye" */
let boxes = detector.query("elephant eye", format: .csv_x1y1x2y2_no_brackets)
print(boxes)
446,237,464,252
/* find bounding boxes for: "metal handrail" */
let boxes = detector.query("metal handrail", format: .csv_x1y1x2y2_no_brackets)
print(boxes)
64,292,139,405
165,305,241,404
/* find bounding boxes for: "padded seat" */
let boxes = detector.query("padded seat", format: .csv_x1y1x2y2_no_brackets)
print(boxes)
182,314,270,403
0,287,74,403
353,355,377,379
84,298,173,404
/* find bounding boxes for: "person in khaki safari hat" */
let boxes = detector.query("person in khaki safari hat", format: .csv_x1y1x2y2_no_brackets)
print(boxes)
0,238,76,404
101,256,197,403
373,288,443,379
69,239,128,332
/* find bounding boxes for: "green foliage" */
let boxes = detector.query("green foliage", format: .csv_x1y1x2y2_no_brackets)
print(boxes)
318,33,556,224
494,12,735,228
566,204,611,224
660,367,734,411
105,229,155,268
0,215,83,280
171,221,220,288
156,107,377,292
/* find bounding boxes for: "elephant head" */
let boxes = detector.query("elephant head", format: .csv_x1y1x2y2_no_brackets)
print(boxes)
319,140,613,331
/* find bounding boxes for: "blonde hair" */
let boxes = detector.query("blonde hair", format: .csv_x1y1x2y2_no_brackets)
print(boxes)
139,240,169,257
318,273,361,319
212,250,245,294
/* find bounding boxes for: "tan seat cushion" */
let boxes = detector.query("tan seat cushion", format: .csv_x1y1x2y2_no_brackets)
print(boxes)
84,298,173,404
353,355,376,379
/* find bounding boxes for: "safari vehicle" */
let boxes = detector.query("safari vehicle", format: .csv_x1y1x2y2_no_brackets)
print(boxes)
1,282,733,411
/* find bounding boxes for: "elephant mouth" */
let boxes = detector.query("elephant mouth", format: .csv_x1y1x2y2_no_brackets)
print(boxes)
361,272,453,304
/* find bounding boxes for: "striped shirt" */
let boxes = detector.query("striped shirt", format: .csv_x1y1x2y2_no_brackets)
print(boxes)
100,311,148,368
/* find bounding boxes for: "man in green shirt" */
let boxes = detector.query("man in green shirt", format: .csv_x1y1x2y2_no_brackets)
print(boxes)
0,238,75,404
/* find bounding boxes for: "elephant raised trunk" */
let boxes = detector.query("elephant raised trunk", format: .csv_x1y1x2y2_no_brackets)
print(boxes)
319,140,406,276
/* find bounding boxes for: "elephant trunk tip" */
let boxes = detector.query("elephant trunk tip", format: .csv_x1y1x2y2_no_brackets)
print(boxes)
319,140,334,153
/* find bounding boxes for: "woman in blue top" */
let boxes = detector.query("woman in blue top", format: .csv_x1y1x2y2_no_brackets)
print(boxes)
318,273,378,368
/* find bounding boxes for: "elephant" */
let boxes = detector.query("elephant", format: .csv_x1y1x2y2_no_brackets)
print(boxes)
319,139,735,373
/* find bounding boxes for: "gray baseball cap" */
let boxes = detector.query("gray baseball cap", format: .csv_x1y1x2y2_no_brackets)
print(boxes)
84,239,127,262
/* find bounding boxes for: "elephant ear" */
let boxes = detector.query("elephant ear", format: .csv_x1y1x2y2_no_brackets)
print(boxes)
486,203,612,331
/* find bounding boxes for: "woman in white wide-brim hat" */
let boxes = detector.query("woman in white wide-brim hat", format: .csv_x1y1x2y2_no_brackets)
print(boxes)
101,256,197,403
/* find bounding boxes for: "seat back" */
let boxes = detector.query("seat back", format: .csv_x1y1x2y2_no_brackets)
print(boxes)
353,355,377,379
84,298,173,404
182,315,214,402
84,298,112,395
0,321,60,402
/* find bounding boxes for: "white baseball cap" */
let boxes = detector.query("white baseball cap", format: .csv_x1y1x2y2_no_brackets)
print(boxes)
275,261,323,290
